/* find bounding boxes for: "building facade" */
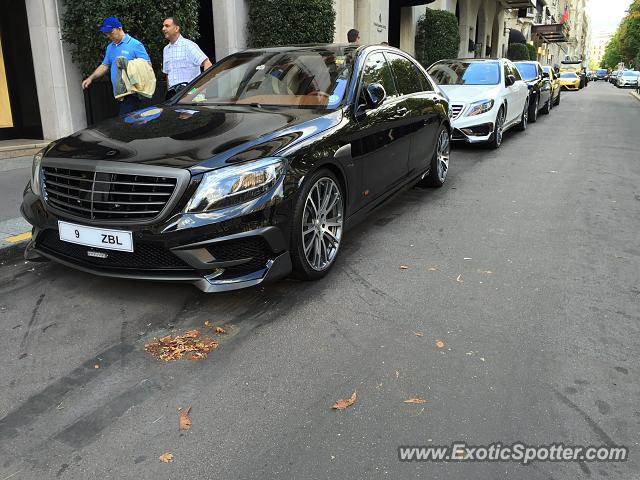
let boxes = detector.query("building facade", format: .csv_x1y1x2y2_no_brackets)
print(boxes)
590,31,614,68
2,0,590,144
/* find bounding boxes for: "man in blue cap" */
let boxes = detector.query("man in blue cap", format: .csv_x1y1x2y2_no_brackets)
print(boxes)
81,16,151,115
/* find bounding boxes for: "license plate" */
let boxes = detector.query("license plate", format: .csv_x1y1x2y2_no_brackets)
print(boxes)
58,221,133,252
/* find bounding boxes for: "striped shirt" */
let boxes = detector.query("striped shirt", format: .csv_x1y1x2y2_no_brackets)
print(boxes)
162,35,208,88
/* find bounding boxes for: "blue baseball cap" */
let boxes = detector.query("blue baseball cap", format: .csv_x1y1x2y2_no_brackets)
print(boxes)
99,16,123,32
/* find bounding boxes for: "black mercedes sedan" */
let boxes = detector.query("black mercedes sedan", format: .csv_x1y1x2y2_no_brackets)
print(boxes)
513,61,553,122
21,44,451,292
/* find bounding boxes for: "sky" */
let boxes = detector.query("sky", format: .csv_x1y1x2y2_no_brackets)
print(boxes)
586,0,630,34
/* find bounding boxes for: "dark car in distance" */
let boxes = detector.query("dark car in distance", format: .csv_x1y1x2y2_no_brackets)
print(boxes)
514,61,552,121
21,44,451,292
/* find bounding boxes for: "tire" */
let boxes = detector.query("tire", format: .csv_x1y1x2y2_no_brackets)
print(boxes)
487,106,505,149
515,97,529,132
418,126,450,188
554,91,561,106
290,169,344,281
541,94,551,114
529,94,539,123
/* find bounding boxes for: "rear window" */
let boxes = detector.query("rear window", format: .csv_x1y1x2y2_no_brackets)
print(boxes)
428,61,500,85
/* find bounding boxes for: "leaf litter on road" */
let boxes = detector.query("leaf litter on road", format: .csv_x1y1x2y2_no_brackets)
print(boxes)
435,340,445,349
403,398,427,404
179,406,192,430
332,391,357,410
159,453,174,463
144,329,218,362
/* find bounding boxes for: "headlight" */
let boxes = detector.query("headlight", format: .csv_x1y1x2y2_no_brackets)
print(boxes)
465,99,494,117
31,149,45,195
185,157,285,213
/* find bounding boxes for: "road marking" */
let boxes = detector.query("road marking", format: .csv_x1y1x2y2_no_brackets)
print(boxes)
6,232,31,243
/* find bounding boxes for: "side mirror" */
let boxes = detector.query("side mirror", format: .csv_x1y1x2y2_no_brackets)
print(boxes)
506,75,516,87
363,83,386,109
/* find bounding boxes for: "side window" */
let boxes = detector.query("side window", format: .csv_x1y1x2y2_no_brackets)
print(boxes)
537,64,544,77
385,52,424,95
509,63,522,81
360,52,398,100
503,64,510,85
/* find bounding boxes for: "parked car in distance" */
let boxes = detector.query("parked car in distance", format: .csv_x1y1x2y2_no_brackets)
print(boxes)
559,72,581,90
21,44,452,292
542,66,561,106
514,61,553,120
616,70,640,88
427,58,529,149
595,69,608,81
610,70,621,84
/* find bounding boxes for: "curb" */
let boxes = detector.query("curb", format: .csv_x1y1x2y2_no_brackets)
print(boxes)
0,239,28,264
630,91,640,103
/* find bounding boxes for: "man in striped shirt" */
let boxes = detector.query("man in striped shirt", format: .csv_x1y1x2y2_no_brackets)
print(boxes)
162,16,213,100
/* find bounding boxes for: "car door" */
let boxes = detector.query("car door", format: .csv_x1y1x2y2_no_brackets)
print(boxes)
385,52,440,179
350,51,408,207
537,64,551,106
504,61,527,123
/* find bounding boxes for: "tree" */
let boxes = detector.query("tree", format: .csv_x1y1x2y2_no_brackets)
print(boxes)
507,43,530,61
619,0,640,67
601,32,622,69
415,9,460,69
525,43,537,61
61,0,200,78
247,0,335,48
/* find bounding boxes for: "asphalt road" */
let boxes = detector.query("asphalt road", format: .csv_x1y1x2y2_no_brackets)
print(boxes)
1,83,639,479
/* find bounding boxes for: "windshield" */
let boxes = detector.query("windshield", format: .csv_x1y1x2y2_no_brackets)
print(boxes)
177,47,356,109
428,61,500,85
622,71,639,77
597,69,607,75
515,63,538,81
560,72,577,79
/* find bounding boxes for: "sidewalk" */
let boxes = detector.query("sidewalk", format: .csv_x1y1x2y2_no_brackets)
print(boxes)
630,90,640,103
0,156,32,253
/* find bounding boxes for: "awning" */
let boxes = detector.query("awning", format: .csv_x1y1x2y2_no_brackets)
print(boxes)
532,23,569,43
500,0,535,9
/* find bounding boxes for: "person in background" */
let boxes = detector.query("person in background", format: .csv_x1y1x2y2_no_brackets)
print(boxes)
162,16,213,100
82,16,151,115
347,29,360,45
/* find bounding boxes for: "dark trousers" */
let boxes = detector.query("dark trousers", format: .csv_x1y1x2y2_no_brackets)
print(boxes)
119,95,142,116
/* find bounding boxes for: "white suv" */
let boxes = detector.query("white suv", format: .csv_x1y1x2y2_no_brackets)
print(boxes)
428,59,530,148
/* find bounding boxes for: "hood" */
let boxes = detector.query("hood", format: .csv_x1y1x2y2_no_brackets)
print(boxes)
44,105,342,171
437,85,501,104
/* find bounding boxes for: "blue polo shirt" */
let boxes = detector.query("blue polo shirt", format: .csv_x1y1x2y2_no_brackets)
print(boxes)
101,34,150,95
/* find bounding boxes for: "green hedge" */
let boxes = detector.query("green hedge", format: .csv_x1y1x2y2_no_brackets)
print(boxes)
61,0,200,78
507,43,530,61
526,43,537,61
415,8,460,68
247,0,335,48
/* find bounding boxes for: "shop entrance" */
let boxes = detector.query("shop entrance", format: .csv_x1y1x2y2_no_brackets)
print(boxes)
0,0,42,140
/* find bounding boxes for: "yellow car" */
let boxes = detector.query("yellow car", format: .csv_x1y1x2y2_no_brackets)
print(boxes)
559,72,580,90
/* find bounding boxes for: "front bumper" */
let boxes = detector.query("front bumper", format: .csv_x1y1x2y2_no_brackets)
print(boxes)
561,82,580,90
21,179,293,292
450,107,496,143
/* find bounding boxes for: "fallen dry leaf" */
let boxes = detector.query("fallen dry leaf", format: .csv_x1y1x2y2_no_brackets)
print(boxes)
399,265,409,270
179,406,192,430
435,340,445,349
204,320,211,327
159,452,174,463
427,266,439,271
456,274,463,283
414,332,424,337
145,329,218,362
215,326,226,334
403,398,427,404
332,391,357,410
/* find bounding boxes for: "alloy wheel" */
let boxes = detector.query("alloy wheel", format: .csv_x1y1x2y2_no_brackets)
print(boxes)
436,128,450,183
302,178,344,271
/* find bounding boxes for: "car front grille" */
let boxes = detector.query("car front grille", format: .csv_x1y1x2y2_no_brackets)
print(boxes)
451,104,464,119
37,230,192,271
42,166,178,221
